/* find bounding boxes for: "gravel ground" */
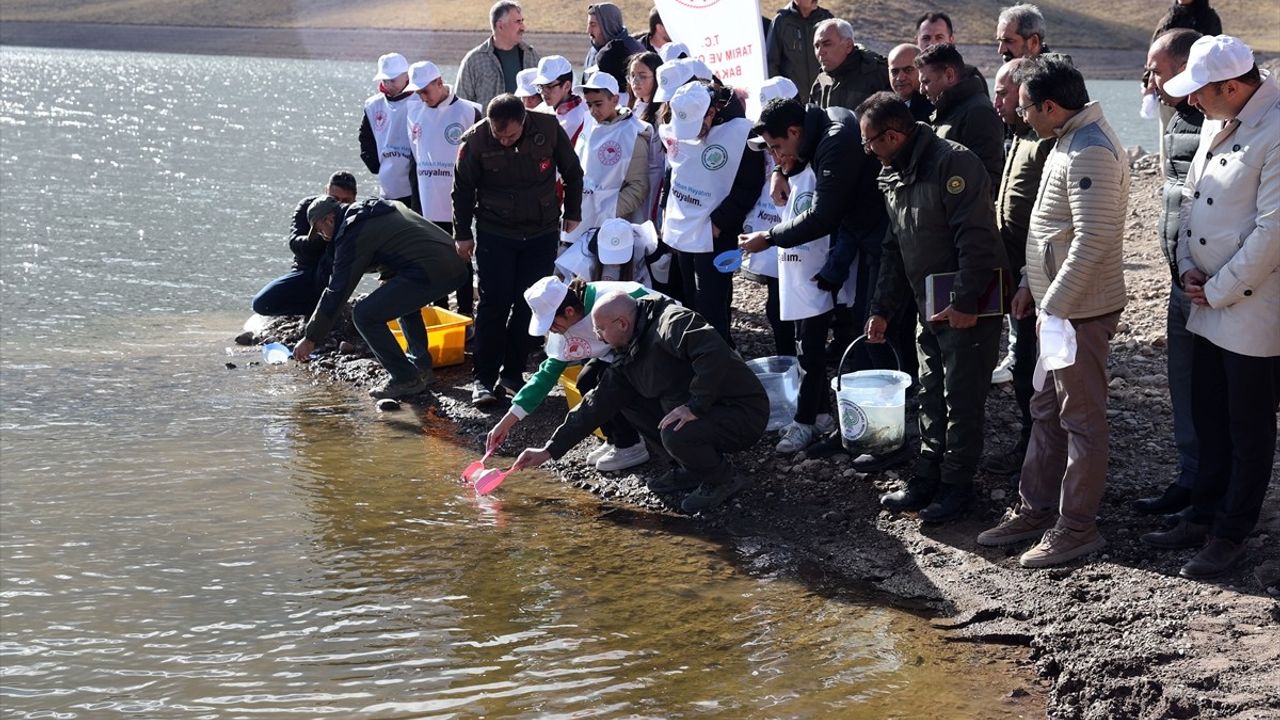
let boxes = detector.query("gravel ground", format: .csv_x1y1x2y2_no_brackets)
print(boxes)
247,157,1279,719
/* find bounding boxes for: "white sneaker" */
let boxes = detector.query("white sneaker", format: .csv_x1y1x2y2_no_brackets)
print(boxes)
991,353,1015,385
595,442,650,472
815,413,836,435
586,442,613,465
776,422,815,453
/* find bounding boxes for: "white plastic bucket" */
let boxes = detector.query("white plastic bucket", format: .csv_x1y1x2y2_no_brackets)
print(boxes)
746,355,802,432
831,337,911,454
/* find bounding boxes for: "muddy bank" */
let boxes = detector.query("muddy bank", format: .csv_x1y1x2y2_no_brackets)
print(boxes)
245,159,1279,719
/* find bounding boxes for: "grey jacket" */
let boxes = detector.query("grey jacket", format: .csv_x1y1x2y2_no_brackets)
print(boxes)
765,2,833,105
455,36,540,108
1160,102,1204,285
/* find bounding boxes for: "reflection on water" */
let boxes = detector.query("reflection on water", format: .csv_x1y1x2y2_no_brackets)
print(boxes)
2,46,1040,718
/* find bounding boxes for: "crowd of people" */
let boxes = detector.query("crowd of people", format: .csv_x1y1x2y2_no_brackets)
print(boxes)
251,0,1276,577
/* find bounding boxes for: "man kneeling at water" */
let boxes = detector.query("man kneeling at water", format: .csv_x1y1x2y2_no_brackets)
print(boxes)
510,291,769,513
292,197,468,399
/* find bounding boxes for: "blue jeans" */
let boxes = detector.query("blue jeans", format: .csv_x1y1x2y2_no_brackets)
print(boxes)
1167,283,1199,488
252,265,328,316
352,275,453,384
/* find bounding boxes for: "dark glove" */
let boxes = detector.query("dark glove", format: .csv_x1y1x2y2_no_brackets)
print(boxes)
812,272,841,293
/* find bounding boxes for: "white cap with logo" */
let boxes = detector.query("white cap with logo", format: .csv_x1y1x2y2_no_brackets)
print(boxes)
669,82,712,140
659,42,691,63
533,55,574,86
577,68,620,96
405,61,442,92
597,219,635,265
524,275,570,336
373,52,410,81
515,68,539,98
1164,35,1255,98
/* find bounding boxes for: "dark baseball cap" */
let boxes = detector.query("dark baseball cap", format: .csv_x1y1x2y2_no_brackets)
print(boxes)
306,196,342,241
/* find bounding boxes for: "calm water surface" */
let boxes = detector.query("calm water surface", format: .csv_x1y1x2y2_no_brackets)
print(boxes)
0,47,1048,718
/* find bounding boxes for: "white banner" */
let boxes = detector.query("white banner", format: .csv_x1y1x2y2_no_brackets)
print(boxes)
654,0,767,114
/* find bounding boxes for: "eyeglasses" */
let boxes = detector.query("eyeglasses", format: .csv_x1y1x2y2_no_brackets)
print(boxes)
1014,101,1040,118
862,129,888,148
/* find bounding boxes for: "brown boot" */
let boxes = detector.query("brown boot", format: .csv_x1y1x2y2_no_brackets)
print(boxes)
1179,537,1245,580
1019,526,1106,568
1140,519,1210,549
976,509,1058,547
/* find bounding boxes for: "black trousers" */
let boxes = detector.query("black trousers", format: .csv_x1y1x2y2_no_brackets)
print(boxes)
762,276,797,357
621,394,768,480
915,316,1002,485
1187,336,1278,542
575,359,641,448
1010,311,1039,446
473,229,558,388
676,250,734,345
796,309,835,424
428,221,474,315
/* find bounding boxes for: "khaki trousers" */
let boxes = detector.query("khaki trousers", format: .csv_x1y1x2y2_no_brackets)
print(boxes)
1018,311,1121,530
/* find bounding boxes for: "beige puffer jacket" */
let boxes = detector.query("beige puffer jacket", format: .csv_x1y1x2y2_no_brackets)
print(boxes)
1025,102,1129,319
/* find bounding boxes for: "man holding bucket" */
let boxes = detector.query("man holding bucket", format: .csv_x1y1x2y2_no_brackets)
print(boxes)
856,91,1009,523
738,96,887,454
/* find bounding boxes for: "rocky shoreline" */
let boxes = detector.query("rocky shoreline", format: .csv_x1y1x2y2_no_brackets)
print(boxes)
244,157,1278,719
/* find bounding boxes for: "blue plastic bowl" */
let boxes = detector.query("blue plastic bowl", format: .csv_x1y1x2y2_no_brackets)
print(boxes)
713,249,742,273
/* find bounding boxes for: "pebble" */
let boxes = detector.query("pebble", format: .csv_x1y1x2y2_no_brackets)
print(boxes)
234,331,255,346
376,398,401,412
339,340,358,355
990,489,1007,501
224,362,237,369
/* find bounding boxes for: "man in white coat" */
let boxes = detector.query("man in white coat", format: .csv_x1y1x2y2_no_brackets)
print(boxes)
1140,35,1279,580
406,61,483,316
359,53,421,208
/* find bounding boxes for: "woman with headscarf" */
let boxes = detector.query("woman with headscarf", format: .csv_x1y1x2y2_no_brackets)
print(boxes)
586,3,645,102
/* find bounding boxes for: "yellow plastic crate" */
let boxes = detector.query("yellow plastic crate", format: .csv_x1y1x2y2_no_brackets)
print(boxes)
387,306,472,368
557,365,605,440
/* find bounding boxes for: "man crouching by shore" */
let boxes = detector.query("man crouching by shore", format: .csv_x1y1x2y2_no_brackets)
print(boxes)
510,291,768,513
292,197,468,400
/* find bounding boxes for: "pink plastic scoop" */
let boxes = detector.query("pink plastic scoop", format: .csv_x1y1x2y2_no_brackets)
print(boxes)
461,451,493,483
473,467,510,495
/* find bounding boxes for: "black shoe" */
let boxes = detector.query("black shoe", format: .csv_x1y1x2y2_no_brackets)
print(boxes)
850,444,912,472
647,467,700,494
496,376,524,398
681,474,749,514
1180,537,1245,579
880,477,938,512
805,430,848,458
918,483,973,523
1131,482,1192,515
1140,519,1210,549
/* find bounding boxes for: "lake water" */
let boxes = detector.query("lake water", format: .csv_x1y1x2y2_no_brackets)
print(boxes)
0,46,1060,718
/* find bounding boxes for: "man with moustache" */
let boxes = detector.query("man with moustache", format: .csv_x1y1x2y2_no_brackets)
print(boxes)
996,4,1050,62
914,12,954,50
888,44,933,123
809,18,889,113
456,1,541,107
915,43,1006,201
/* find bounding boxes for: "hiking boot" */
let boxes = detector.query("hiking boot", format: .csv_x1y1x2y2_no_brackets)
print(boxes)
416,365,436,385
918,482,972,523
1131,482,1192,516
1179,537,1245,580
681,473,749,514
851,444,913,472
368,376,427,399
586,442,614,465
880,477,938,512
776,422,816,454
1140,518,1210,549
1019,526,1106,568
977,509,1058,547
471,384,500,408
595,442,650,472
647,466,699,494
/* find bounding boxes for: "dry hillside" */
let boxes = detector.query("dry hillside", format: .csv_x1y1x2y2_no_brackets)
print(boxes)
2,0,1277,52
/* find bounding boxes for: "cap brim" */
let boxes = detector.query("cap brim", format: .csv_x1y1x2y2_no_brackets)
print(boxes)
598,246,633,264
529,312,554,337
671,118,702,140
746,134,768,151
1162,69,1206,98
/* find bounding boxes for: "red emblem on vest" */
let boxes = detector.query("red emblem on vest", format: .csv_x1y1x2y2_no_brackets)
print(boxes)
373,110,388,131
410,123,421,143
597,140,623,166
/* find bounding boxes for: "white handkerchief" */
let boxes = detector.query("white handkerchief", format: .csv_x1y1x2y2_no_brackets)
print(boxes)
1033,313,1077,391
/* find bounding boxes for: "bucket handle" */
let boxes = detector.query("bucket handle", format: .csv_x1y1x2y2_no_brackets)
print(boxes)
835,334,903,392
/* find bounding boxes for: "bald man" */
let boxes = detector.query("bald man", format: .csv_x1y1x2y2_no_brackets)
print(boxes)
511,292,769,514
888,44,933,122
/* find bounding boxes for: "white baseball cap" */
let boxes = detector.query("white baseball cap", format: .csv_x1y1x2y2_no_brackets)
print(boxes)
578,69,620,96
524,275,570,336
654,59,700,102
686,59,714,82
533,55,574,86
373,52,409,81
596,219,635,265
1164,35,1255,98
404,61,442,92
759,76,799,104
669,82,711,140
515,68,539,98
659,42,691,63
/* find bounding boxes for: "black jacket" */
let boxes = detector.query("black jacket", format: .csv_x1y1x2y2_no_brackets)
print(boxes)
766,106,888,284
1161,102,1205,285
305,200,467,342
287,195,327,269
593,34,646,92
452,110,584,241
765,2,834,104
906,91,934,123
809,47,890,112
546,296,768,458
931,72,1006,201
